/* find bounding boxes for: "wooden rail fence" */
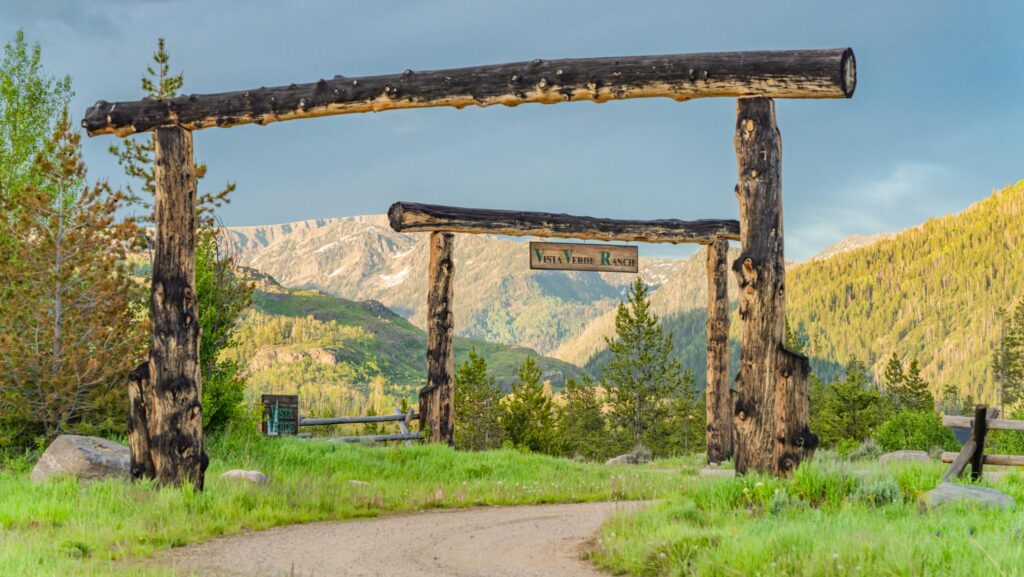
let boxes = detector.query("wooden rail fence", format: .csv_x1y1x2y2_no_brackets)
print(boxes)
262,395,421,444
940,405,1024,482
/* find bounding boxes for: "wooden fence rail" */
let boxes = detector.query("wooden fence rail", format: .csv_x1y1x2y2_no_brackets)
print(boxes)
940,405,1024,483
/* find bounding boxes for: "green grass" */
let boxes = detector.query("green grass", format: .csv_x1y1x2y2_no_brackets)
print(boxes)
0,430,684,576
592,456,1024,576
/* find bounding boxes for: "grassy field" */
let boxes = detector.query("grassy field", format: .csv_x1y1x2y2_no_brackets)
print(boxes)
0,430,687,577
592,455,1024,576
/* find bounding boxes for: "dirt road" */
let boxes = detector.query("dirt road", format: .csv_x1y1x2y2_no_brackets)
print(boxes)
160,501,641,577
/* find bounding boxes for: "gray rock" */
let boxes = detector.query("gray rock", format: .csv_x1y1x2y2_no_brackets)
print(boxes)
699,467,736,478
604,454,635,466
879,450,930,467
918,482,1015,510
220,469,269,484
31,435,129,483
348,479,371,486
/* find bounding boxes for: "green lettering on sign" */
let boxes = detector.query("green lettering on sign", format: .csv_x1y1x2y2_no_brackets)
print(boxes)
600,251,611,265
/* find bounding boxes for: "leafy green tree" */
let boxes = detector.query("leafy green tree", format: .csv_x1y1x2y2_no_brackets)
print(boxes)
873,411,957,452
0,31,72,204
993,295,1024,412
556,376,607,460
454,349,505,450
812,356,893,448
502,356,555,453
108,38,250,433
603,279,690,456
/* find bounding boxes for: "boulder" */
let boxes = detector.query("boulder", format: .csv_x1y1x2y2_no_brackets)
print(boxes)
348,479,371,486
220,469,269,484
604,454,636,466
879,450,930,467
30,435,129,483
918,482,1015,510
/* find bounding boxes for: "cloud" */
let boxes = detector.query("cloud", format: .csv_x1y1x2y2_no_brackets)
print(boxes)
788,161,969,260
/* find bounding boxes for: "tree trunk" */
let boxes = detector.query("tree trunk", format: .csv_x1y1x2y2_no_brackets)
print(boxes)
127,362,155,480
705,237,733,463
141,126,207,488
421,232,455,445
731,97,815,476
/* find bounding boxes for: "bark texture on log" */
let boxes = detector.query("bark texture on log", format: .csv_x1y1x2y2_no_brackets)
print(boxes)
421,232,455,445
83,49,855,136
127,362,155,480
731,98,815,476
145,126,208,488
705,237,733,463
389,202,739,244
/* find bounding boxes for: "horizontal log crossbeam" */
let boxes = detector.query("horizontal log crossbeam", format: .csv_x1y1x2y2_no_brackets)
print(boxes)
300,413,419,426
83,48,855,136
940,452,1024,467
942,414,1024,432
389,202,739,244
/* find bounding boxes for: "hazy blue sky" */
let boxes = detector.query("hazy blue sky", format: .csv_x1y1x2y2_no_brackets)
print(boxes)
3,0,1022,258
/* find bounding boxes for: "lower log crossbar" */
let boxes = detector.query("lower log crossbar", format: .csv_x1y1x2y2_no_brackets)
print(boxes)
328,432,424,443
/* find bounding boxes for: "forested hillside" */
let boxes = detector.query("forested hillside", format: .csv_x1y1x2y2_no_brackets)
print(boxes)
787,181,1024,400
221,274,585,419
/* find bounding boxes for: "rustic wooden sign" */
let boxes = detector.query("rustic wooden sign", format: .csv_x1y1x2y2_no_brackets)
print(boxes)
261,394,299,436
529,241,638,273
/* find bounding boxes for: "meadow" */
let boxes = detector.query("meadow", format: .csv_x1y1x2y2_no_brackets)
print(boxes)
592,454,1024,576
0,429,686,577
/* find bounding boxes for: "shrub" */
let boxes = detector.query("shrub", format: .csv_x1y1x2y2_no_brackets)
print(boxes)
873,410,957,453
835,438,860,458
849,439,883,461
853,478,902,507
790,460,857,506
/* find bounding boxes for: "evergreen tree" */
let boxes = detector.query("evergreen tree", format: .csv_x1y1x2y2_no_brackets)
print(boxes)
556,376,607,460
108,38,250,433
883,352,905,393
993,295,1024,412
502,356,555,452
812,355,893,448
0,109,147,447
603,279,689,456
899,359,934,412
454,349,505,450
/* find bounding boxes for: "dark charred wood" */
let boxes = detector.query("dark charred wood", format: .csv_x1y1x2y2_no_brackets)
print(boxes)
421,232,455,445
127,362,155,480
730,98,812,476
970,404,989,481
389,202,739,244
705,238,733,463
83,49,855,136
147,127,208,489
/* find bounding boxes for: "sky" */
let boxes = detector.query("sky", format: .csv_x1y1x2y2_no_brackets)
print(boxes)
3,0,1022,259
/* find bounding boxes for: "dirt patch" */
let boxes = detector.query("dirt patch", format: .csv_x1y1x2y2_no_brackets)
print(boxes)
157,501,642,576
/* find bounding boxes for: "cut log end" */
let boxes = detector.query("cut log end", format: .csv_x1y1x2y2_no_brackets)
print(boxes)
841,48,857,98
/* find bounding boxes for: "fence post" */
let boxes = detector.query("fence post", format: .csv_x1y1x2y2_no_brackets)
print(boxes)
970,404,989,481
705,237,733,463
421,232,455,445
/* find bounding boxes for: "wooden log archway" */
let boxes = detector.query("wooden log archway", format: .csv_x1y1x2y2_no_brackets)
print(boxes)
389,202,740,448
84,48,855,486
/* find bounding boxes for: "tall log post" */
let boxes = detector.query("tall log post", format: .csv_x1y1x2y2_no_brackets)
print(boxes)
731,98,815,476
705,237,733,463
421,232,455,445
139,126,208,488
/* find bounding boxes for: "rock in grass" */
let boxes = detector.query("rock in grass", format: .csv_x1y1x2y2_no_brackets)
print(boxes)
879,450,930,467
220,469,269,484
30,435,130,484
349,480,371,486
918,482,1015,510
604,454,636,466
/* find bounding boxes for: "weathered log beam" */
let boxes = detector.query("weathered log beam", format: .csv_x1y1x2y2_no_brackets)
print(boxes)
300,413,419,426
421,232,455,445
705,238,733,463
83,48,855,136
731,98,815,477
389,202,739,244
148,126,208,488
941,438,977,483
941,452,1024,467
328,432,424,443
943,414,1024,431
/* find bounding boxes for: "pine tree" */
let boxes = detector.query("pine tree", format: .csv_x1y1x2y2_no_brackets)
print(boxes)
993,295,1024,413
811,355,893,447
883,352,905,393
556,376,607,460
108,38,250,432
899,359,935,412
502,356,555,453
603,279,690,456
0,109,147,447
454,349,505,450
